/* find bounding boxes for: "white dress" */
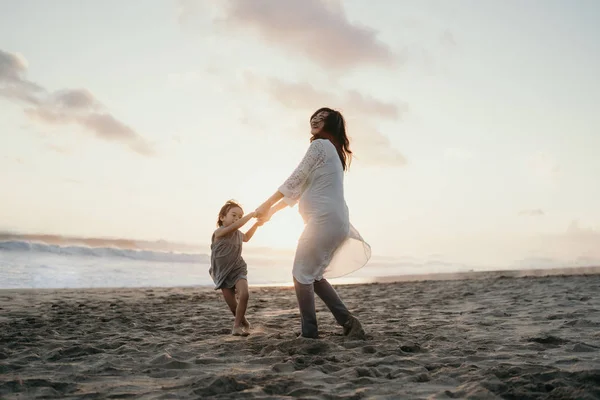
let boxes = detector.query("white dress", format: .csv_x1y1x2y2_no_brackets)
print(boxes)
279,139,372,284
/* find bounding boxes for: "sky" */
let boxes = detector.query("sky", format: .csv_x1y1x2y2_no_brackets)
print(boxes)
1,0,599,269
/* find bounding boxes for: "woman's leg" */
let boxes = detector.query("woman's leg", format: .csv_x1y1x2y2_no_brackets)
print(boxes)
313,278,350,326
293,277,319,338
314,278,366,339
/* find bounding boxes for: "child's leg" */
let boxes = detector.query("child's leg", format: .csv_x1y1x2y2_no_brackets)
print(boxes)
221,287,250,329
221,288,238,316
233,279,249,328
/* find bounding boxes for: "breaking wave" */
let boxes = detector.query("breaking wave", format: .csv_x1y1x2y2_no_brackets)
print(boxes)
0,240,209,264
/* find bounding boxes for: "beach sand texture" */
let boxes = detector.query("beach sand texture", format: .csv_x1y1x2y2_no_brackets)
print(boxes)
1,274,600,399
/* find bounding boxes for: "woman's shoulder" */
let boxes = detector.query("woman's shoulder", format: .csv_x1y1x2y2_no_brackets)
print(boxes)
310,138,329,147
308,138,335,155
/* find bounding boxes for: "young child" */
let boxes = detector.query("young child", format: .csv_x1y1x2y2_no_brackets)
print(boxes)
210,200,263,336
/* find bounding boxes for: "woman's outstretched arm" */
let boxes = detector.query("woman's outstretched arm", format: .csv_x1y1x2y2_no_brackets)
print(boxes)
255,140,326,217
255,191,283,218
256,199,288,222
269,199,289,216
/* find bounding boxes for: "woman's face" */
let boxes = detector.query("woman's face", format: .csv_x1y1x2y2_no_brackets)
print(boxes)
310,111,329,136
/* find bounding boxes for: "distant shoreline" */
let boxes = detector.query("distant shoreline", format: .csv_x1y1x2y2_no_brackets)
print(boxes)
256,265,600,287
349,265,600,284
2,265,598,292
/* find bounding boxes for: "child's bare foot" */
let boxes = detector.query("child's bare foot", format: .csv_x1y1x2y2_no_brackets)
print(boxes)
232,326,249,336
242,318,251,331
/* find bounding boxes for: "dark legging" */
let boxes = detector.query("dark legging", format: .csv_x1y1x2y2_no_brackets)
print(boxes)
293,277,350,338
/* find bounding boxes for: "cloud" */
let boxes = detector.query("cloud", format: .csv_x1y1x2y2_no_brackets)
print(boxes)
530,220,600,262
166,71,203,88
528,151,560,185
63,178,83,185
245,73,407,121
566,220,599,237
518,209,545,217
0,49,153,156
3,156,24,164
443,147,473,161
0,50,44,105
176,0,198,26
46,144,70,154
182,0,396,71
440,30,456,47
244,73,406,166
350,124,407,167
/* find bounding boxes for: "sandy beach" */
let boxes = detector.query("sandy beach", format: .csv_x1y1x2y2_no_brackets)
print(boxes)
1,271,600,399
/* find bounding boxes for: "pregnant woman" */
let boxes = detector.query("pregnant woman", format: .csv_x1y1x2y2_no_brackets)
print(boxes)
255,107,371,339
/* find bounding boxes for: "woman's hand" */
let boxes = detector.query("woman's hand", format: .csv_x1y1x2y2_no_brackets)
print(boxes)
256,191,285,218
255,203,270,219
256,216,269,226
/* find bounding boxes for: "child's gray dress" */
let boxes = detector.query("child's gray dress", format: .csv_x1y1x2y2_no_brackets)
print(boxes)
209,230,248,290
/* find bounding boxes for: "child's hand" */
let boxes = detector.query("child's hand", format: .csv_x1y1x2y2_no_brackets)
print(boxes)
255,204,270,219
256,216,270,226
257,209,274,225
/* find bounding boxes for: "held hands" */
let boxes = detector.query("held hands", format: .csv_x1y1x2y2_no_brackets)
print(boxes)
254,203,270,219
255,206,273,226
256,217,269,226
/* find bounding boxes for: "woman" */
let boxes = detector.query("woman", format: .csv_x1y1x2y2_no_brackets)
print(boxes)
255,107,371,339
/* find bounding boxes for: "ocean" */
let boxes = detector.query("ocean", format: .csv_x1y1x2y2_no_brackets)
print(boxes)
2,237,596,290
0,237,482,289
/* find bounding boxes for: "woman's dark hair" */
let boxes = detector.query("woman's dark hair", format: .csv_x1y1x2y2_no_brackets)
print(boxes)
217,200,244,227
310,107,352,171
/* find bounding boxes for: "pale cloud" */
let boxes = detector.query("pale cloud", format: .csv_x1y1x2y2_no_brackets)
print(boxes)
8,157,25,165
166,71,203,88
176,0,199,26
46,144,70,154
243,73,406,166
443,147,473,161
180,0,396,71
567,220,599,237
518,209,545,217
172,135,182,143
63,178,83,185
440,29,456,47
528,151,560,184
0,50,44,105
350,123,407,167
245,73,407,121
0,49,153,156
531,220,600,262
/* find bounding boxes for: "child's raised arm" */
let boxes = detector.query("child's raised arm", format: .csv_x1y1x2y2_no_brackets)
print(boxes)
214,211,256,239
243,221,262,242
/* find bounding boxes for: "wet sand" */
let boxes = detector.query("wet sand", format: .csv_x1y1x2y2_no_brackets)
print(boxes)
1,271,599,399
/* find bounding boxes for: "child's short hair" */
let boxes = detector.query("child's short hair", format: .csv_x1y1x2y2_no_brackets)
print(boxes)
217,199,244,227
